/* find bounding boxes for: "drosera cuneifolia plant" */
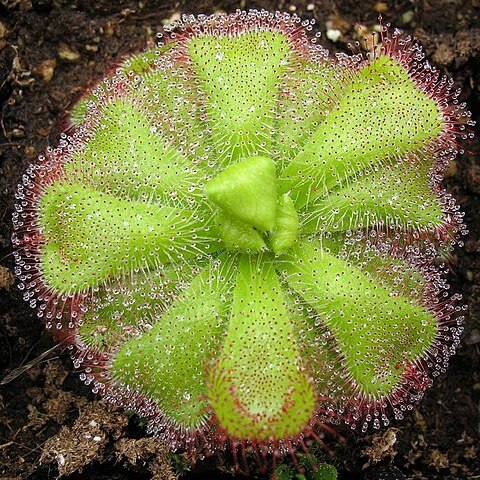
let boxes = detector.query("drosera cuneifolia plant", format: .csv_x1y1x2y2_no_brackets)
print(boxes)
12,8,474,468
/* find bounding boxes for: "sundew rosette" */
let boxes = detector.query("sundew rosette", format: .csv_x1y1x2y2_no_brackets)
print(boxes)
12,10,473,460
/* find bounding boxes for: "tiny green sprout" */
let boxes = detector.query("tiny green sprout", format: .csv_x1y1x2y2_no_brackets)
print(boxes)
311,464,338,480
272,459,337,480
301,455,338,480
274,464,297,480
13,9,473,467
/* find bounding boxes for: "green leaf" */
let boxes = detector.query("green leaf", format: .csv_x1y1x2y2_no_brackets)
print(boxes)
274,61,342,167
189,31,291,163
279,55,444,208
69,45,172,126
110,255,236,428
78,262,201,350
283,240,437,397
205,155,277,231
215,211,266,252
311,463,338,480
39,182,219,292
208,255,315,440
301,157,444,234
273,464,296,480
67,99,197,205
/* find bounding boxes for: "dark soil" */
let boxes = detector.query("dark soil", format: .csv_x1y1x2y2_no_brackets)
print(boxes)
0,1,479,479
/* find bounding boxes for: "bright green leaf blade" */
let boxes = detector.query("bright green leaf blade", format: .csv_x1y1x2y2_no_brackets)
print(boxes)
38,182,219,292
286,231,431,404
283,240,437,398
282,284,348,406
301,158,445,234
109,256,237,429
279,55,444,208
208,255,315,441
320,232,429,304
66,99,197,205
189,31,291,164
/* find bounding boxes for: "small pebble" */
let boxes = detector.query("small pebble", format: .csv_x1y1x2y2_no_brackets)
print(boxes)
0,20,7,39
36,59,56,82
58,44,81,62
444,159,457,177
37,126,52,137
55,453,66,467
104,21,116,37
162,12,181,26
11,128,25,139
120,8,134,17
326,29,342,42
374,2,389,13
326,14,350,34
0,265,14,290
307,3,315,11
0,21,7,49
401,10,415,25
144,24,153,37
25,145,36,157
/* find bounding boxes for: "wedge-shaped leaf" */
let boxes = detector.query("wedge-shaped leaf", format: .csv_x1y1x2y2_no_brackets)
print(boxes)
110,256,236,428
66,99,197,205
301,158,444,234
279,55,444,208
140,59,209,153
284,289,349,404
189,31,291,163
208,256,315,440
320,233,428,304
39,182,219,292
283,240,437,398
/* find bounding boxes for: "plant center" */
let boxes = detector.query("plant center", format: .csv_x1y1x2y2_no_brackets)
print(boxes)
205,155,299,254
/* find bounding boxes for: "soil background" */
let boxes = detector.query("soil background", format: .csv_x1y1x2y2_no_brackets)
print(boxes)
0,0,479,479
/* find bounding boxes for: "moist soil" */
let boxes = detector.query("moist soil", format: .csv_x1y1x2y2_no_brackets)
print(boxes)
0,1,479,479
